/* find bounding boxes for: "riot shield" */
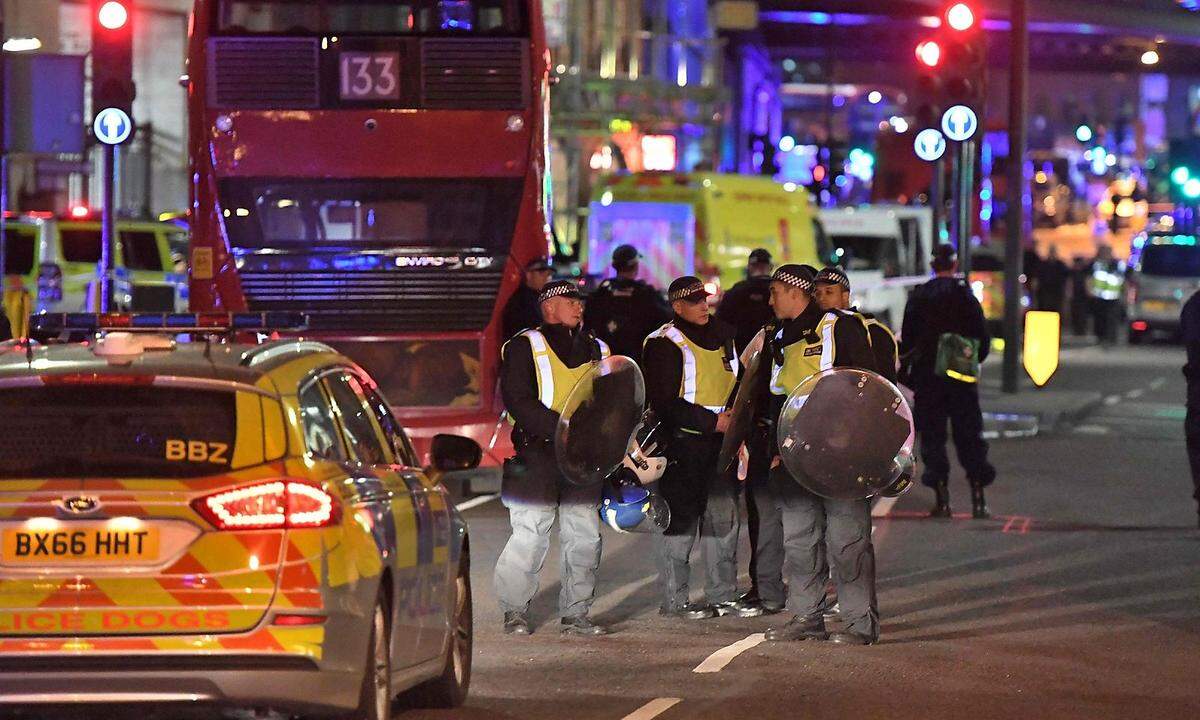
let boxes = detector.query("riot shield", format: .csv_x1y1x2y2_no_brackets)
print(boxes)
716,346,765,473
777,368,915,500
555,355,647,486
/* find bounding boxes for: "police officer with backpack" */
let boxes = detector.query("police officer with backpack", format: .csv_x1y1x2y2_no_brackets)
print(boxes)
899,244,996,519
812,267,899,383
584,244,671,360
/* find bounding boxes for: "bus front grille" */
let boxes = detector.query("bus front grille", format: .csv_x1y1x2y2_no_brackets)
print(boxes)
237,269,503,332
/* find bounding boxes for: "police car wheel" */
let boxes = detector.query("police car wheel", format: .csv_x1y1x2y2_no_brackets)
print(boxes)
348,592,392,720
408,551,473,708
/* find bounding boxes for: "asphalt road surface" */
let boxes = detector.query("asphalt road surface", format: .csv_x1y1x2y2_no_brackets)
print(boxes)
403,341,1199,720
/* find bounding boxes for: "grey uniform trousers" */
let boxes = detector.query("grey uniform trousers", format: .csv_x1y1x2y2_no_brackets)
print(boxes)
771,465,878,640
494,443,603,619
746,433,786,605
654,432,740,609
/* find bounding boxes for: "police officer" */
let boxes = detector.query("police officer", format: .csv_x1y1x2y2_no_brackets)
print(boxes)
494,280,611,636
762,264,881,645
717,249,785,613
1182,289,1200,528
584,244,671,360
502,256,554,339
717,248,775,355
1087,244,1125,346
643,277,762,619
900,245,996,519
813,267,899,383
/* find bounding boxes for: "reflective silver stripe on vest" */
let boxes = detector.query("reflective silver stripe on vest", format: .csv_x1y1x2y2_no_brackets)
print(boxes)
522,329,555,408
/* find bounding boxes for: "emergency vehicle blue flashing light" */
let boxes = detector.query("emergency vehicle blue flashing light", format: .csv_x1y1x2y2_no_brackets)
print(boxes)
31,312,308,334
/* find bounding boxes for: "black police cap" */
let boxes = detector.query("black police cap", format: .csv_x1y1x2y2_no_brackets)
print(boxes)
612,244,641,270
749,248,773,265
538,280,583,304
667,276,708,303
524,256,552,272
814,266,851,290
771,264,815,293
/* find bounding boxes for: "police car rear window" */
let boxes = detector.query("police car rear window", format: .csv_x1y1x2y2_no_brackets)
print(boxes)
0,386,240,479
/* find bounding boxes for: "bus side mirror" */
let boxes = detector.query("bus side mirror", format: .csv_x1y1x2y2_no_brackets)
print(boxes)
430,434,482,472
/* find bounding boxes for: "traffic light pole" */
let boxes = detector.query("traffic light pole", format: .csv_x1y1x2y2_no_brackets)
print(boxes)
931,155,945,246
1002,0,1029,394
959,139,975,278
100,145,117,312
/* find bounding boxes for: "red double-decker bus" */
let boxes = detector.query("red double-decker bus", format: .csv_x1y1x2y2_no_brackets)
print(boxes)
186,0,549,486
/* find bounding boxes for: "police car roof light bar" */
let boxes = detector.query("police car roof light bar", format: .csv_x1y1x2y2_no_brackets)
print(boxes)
31,311,309,335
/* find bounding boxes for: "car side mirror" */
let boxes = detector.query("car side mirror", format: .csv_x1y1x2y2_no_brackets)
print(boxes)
430,434,482,472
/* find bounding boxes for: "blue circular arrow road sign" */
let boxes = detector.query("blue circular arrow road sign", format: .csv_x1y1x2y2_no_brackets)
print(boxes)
914,128,947,162
941,105,978,142
93,107,134,146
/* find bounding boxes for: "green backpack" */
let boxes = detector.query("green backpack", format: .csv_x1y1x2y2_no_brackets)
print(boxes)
935,332,981,384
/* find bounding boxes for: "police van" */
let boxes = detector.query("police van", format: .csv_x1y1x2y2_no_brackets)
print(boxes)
816,205,933,328
4,212,188,315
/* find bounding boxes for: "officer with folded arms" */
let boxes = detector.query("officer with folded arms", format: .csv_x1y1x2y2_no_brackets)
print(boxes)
642,276,762,619
494,280,611,637
762,264,881,645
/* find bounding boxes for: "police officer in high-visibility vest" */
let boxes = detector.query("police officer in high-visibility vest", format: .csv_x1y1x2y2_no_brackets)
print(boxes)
761,264,881,645
813,267,899,383
494,280,612,637
642,276,762,619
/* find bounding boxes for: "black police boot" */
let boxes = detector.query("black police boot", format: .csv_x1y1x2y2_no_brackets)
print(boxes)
712,599,765,618
828,630,876,646
764,614,827,642
503,611,531,635
659,602,717,620
971,484,991,519
561,615,610,636
930,480,952,518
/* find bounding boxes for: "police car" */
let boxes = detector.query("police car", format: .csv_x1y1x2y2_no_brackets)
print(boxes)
0,313,476,718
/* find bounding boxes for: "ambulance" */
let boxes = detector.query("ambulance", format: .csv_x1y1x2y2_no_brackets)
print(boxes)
586,173,830,295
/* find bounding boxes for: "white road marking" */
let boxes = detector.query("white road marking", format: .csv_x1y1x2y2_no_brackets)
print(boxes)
1150,377,1167,390
692,633,766,674
872,495,899,518
1073,424,1112,435
1126,388,1145,399
621,698,682,720
1103,395,1121,406
454,493,499,512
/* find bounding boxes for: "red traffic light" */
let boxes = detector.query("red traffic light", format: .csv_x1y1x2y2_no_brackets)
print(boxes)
915,40,942,68
946,3,976,32
97,1,129,30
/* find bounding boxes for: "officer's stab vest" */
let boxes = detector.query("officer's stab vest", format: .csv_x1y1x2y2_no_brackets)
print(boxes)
769,311,854,397
517,329,610,412
645,322,738,413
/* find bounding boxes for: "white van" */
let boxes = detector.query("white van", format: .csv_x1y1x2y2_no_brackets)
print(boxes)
816,205,932,328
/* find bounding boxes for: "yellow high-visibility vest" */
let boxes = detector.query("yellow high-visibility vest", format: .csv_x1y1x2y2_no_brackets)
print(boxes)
508,329,610,412
645,322,738,413
769,313,839,396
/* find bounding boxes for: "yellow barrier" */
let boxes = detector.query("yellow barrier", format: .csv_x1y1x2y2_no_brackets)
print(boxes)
1023,310,1060,387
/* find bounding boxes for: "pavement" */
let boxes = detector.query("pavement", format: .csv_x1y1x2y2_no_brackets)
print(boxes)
394,339,1198,720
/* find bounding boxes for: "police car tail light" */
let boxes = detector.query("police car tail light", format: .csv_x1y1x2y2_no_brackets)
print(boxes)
193,481,339,530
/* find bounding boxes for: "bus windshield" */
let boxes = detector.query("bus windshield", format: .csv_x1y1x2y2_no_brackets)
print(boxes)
219,177,523,250
216,0,527,35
